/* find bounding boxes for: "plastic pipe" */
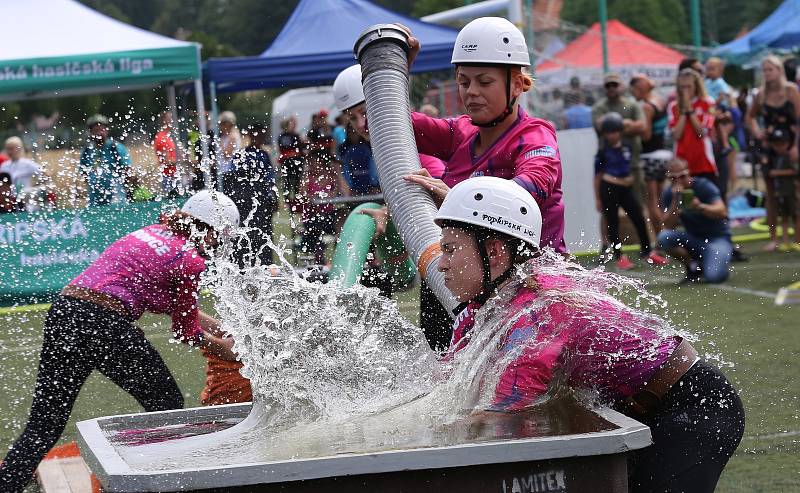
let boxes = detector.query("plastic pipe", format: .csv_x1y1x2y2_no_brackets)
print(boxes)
354,24,457,314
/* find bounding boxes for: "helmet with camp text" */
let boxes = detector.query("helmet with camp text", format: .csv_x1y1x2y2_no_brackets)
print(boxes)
451,17,530,67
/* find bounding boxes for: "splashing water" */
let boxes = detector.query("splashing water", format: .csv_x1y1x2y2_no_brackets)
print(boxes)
120,246,697,470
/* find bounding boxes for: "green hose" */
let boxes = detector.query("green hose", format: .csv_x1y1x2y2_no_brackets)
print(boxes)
329,203,416,290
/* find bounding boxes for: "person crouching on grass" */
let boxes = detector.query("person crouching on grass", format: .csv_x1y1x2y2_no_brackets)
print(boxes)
658,158,734,284
594,112,668,270
432,176,744,493
0,190,240,493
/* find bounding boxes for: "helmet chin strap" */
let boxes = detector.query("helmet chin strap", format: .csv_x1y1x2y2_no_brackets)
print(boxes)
471,66,517,128
452,232,516,315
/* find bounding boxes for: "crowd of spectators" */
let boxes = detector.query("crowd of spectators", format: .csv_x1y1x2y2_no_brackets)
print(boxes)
587,53,800,284
1,53,798,280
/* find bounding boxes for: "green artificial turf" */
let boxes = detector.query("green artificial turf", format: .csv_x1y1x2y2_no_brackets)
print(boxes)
0,240,797,492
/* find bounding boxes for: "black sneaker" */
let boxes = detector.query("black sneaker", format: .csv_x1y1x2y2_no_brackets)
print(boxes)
731,247,749,262
679,261,703,284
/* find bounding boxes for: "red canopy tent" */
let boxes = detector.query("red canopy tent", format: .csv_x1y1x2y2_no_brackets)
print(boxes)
535,20,685,88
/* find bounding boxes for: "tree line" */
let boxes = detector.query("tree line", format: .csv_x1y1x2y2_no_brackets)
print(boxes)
1,0,784,141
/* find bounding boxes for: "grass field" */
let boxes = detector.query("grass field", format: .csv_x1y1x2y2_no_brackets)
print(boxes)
0,238,797,492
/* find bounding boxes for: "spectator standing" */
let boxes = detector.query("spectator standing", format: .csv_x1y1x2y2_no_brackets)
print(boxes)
0,172,23,213
2,137,44,200
300,133,348,265
277,116,305,206
592,73,647,196
189,111,217,192
563,92,593,129
745,55,800,251
762,128,800,251
658,159,733,284
218,111,242,175
153,111,180,197
223,123,279,267
630,74,671,234
565,75,589,106
79,114,131,207
712,110,737,200
668,68,718,182
594,113,667,270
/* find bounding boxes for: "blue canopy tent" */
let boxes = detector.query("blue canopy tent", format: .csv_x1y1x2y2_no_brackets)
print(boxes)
712,0,800,62
204,0,459,94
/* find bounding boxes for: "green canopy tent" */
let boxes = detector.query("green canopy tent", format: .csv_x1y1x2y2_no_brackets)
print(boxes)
0,1,213,305
0,0,209,173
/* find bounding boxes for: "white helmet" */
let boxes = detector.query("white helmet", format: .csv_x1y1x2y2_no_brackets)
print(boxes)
451,17,530,67
333,65,365,111
181,190,240,238
435,176,541,247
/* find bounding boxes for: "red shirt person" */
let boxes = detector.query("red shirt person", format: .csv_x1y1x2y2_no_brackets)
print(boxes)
154,111,179,196
668,68,718,181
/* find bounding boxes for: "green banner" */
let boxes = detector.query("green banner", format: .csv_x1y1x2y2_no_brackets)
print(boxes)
0,46,199,96
0,201,179,306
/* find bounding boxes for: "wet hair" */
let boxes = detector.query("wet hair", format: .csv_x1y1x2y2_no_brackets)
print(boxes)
511,66,534,93
159,210,213,239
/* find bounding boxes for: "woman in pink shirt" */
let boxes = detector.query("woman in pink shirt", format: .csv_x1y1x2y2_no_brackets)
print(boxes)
436,177,743,493
402,18,566,254
0,191,240,493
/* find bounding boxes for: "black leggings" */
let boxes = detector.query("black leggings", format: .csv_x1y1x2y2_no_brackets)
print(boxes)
0,296,183,493
627,360,745,493
600,180,651,258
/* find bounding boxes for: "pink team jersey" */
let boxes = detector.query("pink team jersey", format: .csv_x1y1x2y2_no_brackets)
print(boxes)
412,110,566,253
70,224,206,343
449,274,679,412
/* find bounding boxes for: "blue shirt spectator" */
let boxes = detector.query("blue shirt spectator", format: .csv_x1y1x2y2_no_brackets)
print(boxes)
595,143,633,178
658,160,732,284
661,177,731,240
79,115,131,207
339,141,379,195
564,104,593,129
705,77,732,103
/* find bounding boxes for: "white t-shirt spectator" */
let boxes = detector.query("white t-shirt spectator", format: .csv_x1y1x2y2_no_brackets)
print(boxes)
0,158,41,191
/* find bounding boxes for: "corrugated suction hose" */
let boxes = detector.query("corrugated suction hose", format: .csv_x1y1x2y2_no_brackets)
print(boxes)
354,24,457,314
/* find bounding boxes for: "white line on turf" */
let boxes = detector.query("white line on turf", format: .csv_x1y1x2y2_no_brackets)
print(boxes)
743,430,800,440
623,272,775,299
